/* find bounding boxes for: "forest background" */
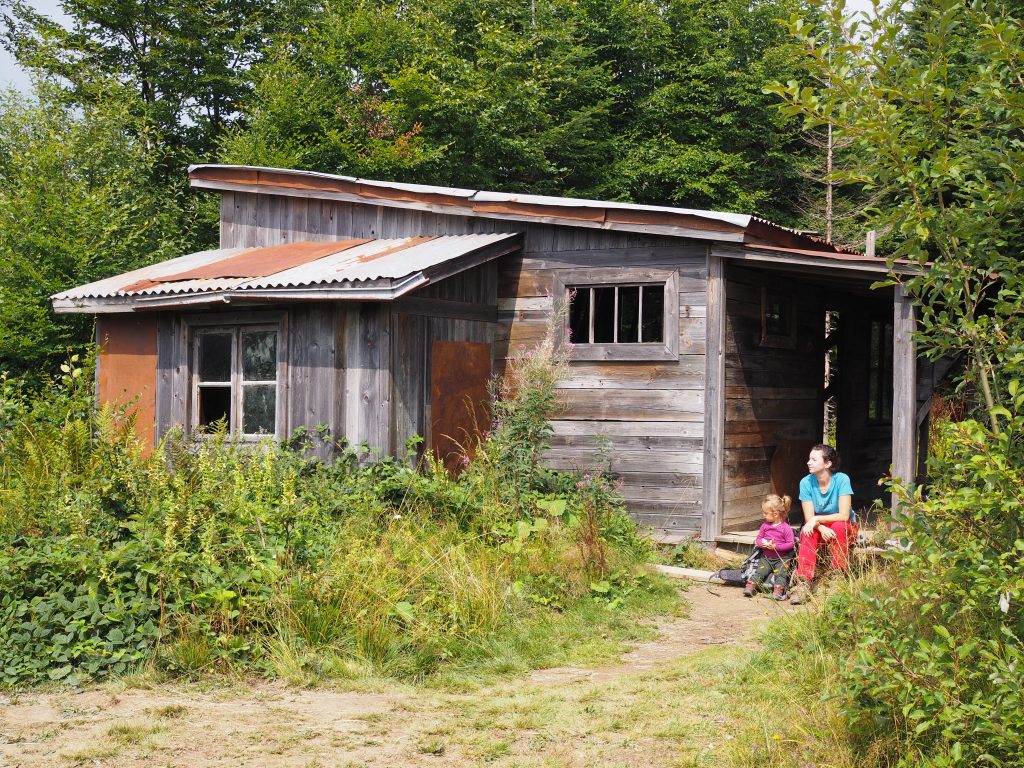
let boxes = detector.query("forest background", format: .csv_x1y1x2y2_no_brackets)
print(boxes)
1,0,1023,765
0,0,856,379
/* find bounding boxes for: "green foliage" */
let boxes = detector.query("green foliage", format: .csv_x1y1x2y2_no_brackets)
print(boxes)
770,0,1024,425
222,0,812,219
765,7,1024,764
833,411,1024,767
0,337,667,687
1,0,289,156
0,87,206,380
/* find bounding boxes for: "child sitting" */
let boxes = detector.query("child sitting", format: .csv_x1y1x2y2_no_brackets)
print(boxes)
743,494,796,600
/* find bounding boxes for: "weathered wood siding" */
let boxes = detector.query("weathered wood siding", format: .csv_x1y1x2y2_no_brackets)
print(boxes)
218,191,709,538
504,249,707,539
721,264,824,531
390,263,497,458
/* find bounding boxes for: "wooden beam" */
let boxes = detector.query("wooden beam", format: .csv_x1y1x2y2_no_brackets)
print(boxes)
702,248,726,544
892,284,917,505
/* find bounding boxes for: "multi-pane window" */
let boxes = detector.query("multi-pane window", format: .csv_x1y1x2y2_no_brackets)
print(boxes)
867,319,893,425
760,288,797,348
568,284,665,345
554,268,678,361
192,325,280,437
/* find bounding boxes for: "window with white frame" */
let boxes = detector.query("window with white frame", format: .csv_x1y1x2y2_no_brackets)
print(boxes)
191,324,281,437
555,268,678,361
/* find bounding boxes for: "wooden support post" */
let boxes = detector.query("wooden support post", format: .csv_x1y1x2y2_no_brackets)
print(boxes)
702,249,726,544
892,284,917,508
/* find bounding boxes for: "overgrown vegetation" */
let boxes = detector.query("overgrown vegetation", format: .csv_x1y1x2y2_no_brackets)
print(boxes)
0,330,674,688
752,3,1024,764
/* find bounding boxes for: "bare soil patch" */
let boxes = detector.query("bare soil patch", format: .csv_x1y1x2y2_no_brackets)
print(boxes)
0,584,785,767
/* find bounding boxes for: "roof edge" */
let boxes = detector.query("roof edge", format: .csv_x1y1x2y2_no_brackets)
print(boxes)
188,164,848,253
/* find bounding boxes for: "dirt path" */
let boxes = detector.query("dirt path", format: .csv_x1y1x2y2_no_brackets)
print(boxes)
0,585,788,768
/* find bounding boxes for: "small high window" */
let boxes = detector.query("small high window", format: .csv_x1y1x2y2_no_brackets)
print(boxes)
568,284,665,345
760,288,797,349
554,268,679,362
191,324,281,437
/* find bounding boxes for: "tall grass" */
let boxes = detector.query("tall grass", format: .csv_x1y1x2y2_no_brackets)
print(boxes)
0,326,671,688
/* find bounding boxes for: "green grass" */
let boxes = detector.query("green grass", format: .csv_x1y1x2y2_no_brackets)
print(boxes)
424,570,683,690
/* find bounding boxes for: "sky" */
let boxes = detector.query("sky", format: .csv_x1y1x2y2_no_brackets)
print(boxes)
1,0,879,95
0,0,69,93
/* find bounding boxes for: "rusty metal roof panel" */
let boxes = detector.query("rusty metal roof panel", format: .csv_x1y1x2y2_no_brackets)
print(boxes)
188,164,784,240
52,247,248,300
51,234,521,312
470,190,753,229
242,233,517,288
128,278,250,295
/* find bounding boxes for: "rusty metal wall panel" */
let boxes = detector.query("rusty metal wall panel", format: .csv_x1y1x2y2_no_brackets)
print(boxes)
430,340,492,471
97,315,159,453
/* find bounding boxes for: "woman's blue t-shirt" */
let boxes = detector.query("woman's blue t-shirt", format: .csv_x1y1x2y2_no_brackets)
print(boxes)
799,471,855,522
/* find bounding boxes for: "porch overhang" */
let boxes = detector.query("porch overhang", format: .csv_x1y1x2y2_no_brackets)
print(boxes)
52,233,522,314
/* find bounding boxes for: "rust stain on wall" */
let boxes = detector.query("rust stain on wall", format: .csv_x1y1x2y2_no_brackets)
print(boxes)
431,341,492,472
97,315,158,454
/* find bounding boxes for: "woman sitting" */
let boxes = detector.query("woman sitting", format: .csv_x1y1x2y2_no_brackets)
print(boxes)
789,443,855,605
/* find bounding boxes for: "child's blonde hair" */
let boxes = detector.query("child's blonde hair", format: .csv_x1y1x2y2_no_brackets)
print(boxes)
762,494,792,519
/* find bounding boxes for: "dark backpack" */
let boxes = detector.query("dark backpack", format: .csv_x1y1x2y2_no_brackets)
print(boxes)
712,527,801,586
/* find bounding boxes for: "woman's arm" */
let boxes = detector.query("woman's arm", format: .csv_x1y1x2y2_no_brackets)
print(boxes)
800,500,817,535
814,495,852,541
815,494,852,524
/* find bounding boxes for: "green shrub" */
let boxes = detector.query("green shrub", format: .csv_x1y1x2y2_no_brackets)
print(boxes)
834,411,1024,767
0,322,672,687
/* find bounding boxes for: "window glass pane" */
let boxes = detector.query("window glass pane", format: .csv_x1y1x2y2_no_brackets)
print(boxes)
617,286,639,343
568,287,591,344
641,286,664,343
243,385,276,434
198,333,232,382
243,330,277,381
765,295,788,337
883,323,894,420
592,287,615,343
198,385,231,429
869,321,881,370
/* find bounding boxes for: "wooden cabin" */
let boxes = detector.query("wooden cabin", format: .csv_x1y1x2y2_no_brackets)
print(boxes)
52,165,927,544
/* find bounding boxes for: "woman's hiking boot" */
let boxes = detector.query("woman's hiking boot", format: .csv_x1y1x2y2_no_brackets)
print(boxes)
743,581,756,597
771,584,787,601
789,581,812,605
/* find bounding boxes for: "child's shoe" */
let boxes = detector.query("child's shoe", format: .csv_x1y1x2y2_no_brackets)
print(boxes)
743,581,756,597
771,584,787,601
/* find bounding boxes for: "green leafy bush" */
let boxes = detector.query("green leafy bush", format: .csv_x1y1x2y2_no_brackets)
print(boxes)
0,335,670,687
834,409,1024,768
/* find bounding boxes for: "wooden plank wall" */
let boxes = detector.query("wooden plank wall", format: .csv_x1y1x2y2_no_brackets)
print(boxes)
290,304,342,459
156,306,341,454
218,191,710,538
721,264,824,532
390,263,497,458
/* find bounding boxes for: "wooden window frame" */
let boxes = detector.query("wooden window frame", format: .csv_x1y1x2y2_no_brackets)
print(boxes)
759,287,798,350
184,311,287,441
554,268,679,362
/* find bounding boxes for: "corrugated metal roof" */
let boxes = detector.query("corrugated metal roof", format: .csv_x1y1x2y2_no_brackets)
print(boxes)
188,164,859,253
52,234,520,312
